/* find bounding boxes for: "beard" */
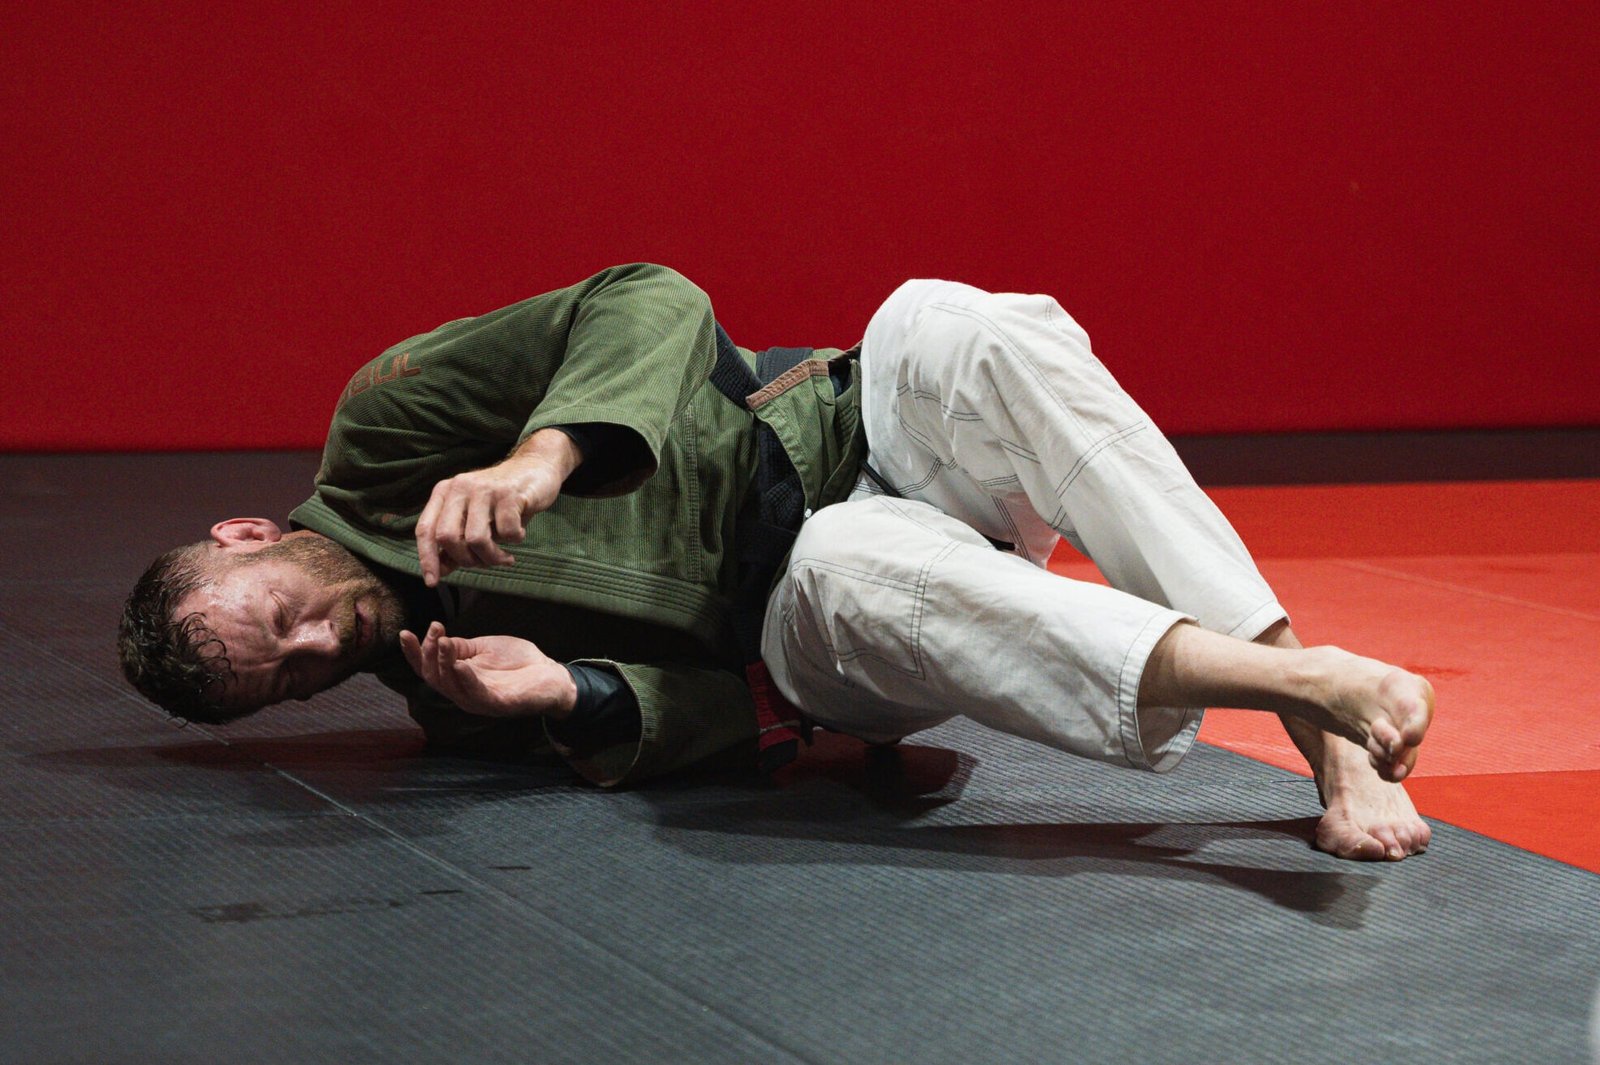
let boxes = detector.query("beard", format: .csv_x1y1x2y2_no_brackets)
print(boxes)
249,535,409,674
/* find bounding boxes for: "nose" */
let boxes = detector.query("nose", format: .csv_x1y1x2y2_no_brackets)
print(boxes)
289,617,342,659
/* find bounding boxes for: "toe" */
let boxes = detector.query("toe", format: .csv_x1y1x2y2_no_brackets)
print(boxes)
1368,719,1401,760
1395,744,1420,780
1317,816,1385,861
1397,678,1436,745
1371,825,1405,861
1348,836,1386,861
1369,750,1407,784
1409,819,1433,854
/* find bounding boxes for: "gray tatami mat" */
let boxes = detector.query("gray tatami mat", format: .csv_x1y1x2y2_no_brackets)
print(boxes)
3,453,1597,1064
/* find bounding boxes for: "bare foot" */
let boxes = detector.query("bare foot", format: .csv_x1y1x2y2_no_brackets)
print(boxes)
1312,746,1432,861
1304,647,1435,783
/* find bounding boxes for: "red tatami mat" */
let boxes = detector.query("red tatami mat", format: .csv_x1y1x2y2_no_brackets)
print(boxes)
1048,478,1600,872
1205,479,1600,559
1399,771,1600,874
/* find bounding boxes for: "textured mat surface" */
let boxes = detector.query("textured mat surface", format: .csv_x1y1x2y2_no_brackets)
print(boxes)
3,453,1599,1064
1166,479,1600,872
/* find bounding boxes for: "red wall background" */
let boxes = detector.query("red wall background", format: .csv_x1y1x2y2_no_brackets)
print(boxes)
4,2,1597,450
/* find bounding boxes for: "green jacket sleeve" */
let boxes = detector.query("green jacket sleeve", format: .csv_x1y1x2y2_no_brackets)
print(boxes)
516,263,719,496
546,660,758,786
316,262,720,517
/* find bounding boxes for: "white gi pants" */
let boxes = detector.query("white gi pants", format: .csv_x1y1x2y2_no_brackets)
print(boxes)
760,279,1287,772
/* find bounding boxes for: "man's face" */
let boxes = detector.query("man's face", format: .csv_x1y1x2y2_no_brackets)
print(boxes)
176,533,407,713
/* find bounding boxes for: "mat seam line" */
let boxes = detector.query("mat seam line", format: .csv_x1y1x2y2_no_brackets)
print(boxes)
1326,560,1600,621
0,617,825,1065
246,765,826,1065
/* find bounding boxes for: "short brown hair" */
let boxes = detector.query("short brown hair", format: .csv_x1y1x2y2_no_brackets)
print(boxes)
117,543,254,724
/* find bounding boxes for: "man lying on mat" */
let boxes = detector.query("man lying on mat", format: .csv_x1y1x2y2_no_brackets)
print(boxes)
117,264,1434,862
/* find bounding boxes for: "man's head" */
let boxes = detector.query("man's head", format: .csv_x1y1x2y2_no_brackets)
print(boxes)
118,519,407,722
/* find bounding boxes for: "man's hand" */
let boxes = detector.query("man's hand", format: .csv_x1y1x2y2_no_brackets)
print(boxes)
399,621,578,719
415,428,584,586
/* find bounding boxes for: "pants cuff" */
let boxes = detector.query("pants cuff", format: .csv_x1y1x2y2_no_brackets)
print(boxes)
1116,609,1203,773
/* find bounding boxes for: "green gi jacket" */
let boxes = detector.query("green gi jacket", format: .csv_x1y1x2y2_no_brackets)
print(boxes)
288,263,866,785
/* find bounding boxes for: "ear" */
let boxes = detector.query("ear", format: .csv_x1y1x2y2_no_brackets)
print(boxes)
209,517,284,550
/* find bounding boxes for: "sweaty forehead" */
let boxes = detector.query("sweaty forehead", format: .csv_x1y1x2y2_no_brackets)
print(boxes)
176,568,280,707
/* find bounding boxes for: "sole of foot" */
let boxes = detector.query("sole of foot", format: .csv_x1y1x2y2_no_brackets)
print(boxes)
1317,649,1436,783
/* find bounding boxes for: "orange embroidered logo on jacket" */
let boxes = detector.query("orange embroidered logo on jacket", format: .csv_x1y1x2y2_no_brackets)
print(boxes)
337,351,421,409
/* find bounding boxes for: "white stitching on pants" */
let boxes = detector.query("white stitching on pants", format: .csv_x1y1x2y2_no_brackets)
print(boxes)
988,497,1027,551
997,439,1040,464
904,540,960,680
787,558,922,593
1052,421,1149,496
901,386,985,420
922,301,1093,439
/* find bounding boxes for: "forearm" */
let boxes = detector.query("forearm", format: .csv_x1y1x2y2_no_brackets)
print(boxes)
508,427,586,482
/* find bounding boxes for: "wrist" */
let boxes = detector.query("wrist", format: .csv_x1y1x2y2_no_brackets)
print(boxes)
512,428,585,481
540,666,580,721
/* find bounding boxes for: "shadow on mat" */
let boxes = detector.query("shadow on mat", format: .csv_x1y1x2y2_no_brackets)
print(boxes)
36,723,1370,924
642,734,1376,927
27,728,577,846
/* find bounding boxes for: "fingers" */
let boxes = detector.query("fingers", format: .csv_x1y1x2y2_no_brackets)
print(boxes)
415,483,448,587
416,482,477,586
492,497,526,544
415,476,523,586
462,495,515,569
402,622,450,691
402,622,499,714
443,639,493,705
399,628,420,674
441,628,458,673
400,627,429,685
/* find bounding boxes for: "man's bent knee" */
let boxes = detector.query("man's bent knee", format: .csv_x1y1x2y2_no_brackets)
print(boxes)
793,496,993,572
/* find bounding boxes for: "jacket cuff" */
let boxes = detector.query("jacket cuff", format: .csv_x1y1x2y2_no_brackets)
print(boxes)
522,404,659,496
547,423,656,497
544,659,651,787
546,663,641,758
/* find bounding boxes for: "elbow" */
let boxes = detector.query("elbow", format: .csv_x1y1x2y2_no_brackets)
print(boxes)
604,263,711,312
